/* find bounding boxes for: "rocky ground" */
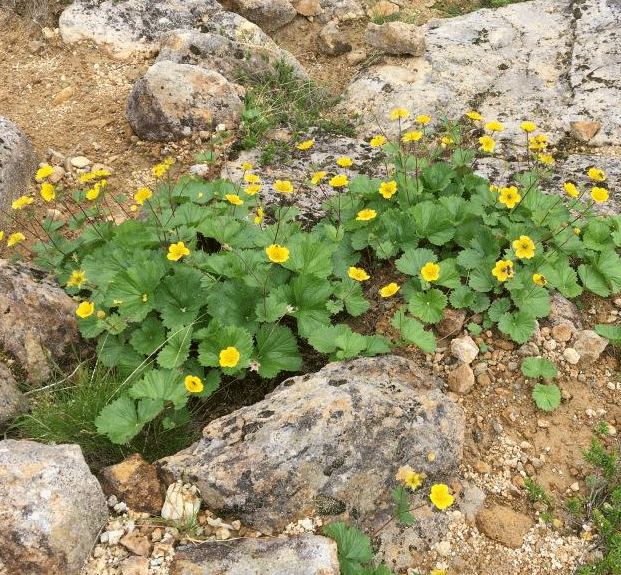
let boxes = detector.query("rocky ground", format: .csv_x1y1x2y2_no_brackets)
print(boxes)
1,2,620,575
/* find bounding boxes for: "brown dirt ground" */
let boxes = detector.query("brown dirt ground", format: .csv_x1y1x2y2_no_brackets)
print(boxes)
2,4,621,575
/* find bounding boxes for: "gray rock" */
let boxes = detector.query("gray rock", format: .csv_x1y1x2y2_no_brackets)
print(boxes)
157,356,464,534
170,535,339,575
230,0,297,31
0,116,39,229
0,362,28,427
59,0,222,58
364,21,425,55
0,260,81,384
0,439,108,575
316,21,351,56
126,61,244,141
340,0,621,146
573,329,609,364
316,0,364,22
548,290,583,330
157,28,309,83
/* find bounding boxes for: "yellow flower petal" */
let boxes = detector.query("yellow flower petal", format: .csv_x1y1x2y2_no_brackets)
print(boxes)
348,267,369,281
421,262,440,282
219,346,240,368
266,244,290,263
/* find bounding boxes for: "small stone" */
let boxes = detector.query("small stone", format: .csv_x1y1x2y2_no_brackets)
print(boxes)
537,419,550,428
436,308,467,338
231,520,242,531
573,330,609,364
316,22,352,56
215,526,231,540
104,529,125,545
118,556,149,575
120,533,151,556
451,335,479,364
292,0,321,16
346,50,367,65
52,86,74,105
70,156,92,168
364,21,425,55
476,505,533,548
570,482,580,492
474,460,491,474
476,373,491,387
552,322,574,343
161,482,201,521
447,363,475,394
570,121,600,142
563,348,580,364
27,41,45,54
436,540,451,556
367,0,400,17
512,475,525,488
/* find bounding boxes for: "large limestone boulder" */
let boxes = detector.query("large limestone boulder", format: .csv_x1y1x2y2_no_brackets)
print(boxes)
0,116,38,228
0,439,108,575
126,61,244,141
0,260,81,384
157,355,465,534
230,0,297,31
341,0,621,146
59,0,223,58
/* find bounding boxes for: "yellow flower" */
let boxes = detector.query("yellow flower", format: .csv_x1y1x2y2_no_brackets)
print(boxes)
11,195,34,210
241,161,253,172
142,293,148,302
532,273,547,286
574,227,581,235
498,186,521,208
429,484,454,510
86,180,106,201
421,262,440,282
244,184,261,195
489,184,499,194
40,183,55,202
370,135,386,146
152,162,171,178
356,209,376,221
479,135,495,153
7,232,25,247
512,235,535,259
416,114,431,125
563,181,579,198
130,205,138,212
167,241,190,261
520,121,537,132
225,194,244,205
184,375,204,393
96,310,106,319
66,270,86,288
78,170,110,184
402,131,423,143
134,187,152,205
465,111,482,121
379,283,399,298
492,259,514,282
219,346,240,368
297,139,314,150
36,164,54,179
164,157,175,166
266,244,290,263
390,107,409,120
430,568,447,575
484,120,504,132
336,156,353,167
379,180,397,199
254,207,264,225
441,136,453,147
244,173,260,183
0,231,3,241
396,465,424,490
273,180,294,194
591,186,608,203
587,167,606,182
538,154,554,164
311,171,327,185
113,299,123,306
329,174,348,188
75,301,95,318
348,266,370,281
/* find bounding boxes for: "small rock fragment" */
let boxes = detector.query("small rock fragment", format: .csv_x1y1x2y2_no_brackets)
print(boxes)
476,505,533,548
451,335,479,364
52,86,74,106
570,121,600,142
316,22,352,56
563,348,580,364
365,21,425,55
447,363,475,394
573,330,608,364
436,308,466,338
551,322,574,343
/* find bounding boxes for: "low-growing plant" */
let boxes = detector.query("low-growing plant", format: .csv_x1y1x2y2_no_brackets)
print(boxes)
521,356,561,411
4,108,617,445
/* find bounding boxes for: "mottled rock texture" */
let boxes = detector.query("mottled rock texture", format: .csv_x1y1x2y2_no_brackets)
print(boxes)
157,356,465,534
0,362,28,427
0,260,81,383
230,0,297,31
170,535,339,575
0,115,38,228
0,440,108,575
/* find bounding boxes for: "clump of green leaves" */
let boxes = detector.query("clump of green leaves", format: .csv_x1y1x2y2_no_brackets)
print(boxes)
520,357,561,411
572,437,621,575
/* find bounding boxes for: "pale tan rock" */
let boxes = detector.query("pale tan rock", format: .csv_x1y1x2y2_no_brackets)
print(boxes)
551,321,574,343
573,330,609,364
120,533,151,557
0,362,28,426
570,120,600,142
436,308,466,338
476,504,533,548
119,556,149,575
451,335,479,364
52,86,74,105
161,482,201,521
347,49,367,65
293,0,321,16
367,0,399,17
316,22,352,56
231,0,297,31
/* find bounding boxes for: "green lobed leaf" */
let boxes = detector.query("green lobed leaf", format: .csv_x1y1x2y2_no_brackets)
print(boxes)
532,384,561,412
395,248,436,277
323,522,373,575
594,324,621,346
510,286,551,318
206,279,262,334
129,314,167,355
436,258,461,289
282,232,337,278
95,395,162,444
255,324,301,378
469,267,497,293
407,289,447,323
521,357,558,379
154,267,207,330
391,486,415,526
497,310,537,344
449,285,475,308
157,326,193,369
391,308,436,353
128,368,187,410
196,322,253,374
487,298,511,322
410,201,454,245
